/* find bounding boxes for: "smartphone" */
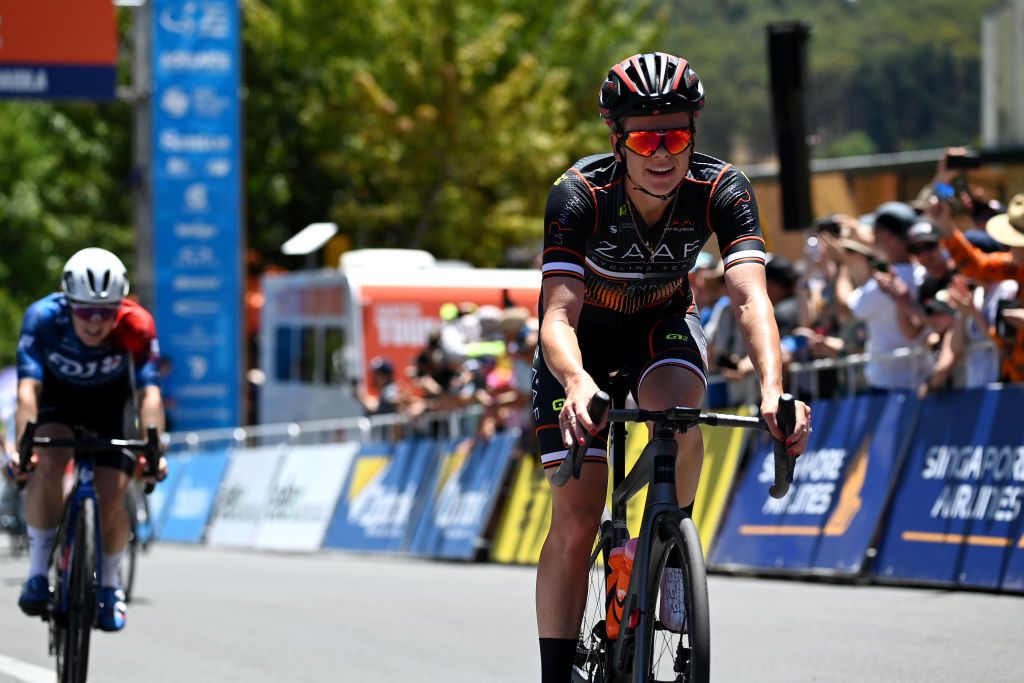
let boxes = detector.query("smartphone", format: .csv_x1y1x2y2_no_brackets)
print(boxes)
869,256,890,274
946,152,983,170
813,215,841,237
995,299,1022,338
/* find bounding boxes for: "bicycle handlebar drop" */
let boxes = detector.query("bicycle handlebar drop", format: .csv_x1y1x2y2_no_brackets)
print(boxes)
768,393,797,499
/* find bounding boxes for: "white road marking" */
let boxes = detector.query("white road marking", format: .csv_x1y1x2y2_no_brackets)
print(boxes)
0,654,53,683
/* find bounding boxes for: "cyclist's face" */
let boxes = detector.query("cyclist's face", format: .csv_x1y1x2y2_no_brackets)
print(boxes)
612,112,693,196
71,309,117,346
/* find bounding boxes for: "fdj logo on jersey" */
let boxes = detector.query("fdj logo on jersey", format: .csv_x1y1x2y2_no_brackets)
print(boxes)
552,399,566,412
666,333,689,341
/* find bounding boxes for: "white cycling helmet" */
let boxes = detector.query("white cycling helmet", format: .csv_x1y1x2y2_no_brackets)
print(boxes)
61,248,130,305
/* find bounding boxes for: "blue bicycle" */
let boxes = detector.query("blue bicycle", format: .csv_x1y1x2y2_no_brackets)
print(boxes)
19,421,160,683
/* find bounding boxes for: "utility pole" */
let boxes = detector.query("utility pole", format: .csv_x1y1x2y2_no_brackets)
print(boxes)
124,0,155,308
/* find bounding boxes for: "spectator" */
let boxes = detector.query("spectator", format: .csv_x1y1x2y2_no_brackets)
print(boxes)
928,192,1024,382
356,356,403,415
838,201,932,392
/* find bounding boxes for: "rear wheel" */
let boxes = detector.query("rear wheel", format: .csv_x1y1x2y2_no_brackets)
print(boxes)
571,520,614,683
56,498,96,683
635,516,709,683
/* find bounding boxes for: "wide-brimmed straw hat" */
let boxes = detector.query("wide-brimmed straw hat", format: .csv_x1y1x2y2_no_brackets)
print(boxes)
985,193,1024,247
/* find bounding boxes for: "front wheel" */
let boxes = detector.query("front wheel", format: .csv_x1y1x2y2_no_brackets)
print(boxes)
56,498,97,683
571,520,614,683
635,516,710,683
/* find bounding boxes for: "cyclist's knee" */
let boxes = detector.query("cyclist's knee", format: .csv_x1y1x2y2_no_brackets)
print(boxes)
549,504,602,549
31,450,72,482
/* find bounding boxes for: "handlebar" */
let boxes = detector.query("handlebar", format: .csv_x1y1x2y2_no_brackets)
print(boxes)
551,392,799,498
18,422,163,494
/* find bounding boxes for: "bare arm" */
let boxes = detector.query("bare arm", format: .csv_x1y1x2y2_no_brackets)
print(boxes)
137,385,166,436
723,263,795,442
15,379,42,446
540,277,601,446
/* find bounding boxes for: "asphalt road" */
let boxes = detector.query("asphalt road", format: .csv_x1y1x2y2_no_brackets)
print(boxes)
0,543,1020,682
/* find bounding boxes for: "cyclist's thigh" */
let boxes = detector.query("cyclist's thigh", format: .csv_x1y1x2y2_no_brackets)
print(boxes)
627,310,708,408
31,418,74,478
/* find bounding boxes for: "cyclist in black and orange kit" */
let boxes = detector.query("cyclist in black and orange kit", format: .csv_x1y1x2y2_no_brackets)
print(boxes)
534,52,811,682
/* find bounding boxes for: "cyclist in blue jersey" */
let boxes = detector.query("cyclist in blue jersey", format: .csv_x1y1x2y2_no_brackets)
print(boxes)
534,53,812,681
10,248,166,632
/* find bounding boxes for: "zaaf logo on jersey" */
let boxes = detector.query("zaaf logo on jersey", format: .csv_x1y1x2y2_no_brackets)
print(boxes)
47,352,123,380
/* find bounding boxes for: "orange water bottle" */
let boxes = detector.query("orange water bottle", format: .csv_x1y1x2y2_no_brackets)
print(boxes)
605,538,637,640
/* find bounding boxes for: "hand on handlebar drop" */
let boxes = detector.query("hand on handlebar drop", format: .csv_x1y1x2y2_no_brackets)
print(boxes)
5,450,37,483
560,374,604,448
137,455,169,485
760,392,812,457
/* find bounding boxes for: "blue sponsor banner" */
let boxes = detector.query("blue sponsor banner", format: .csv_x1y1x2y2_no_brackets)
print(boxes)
322,439,439,553
710,394,917,574
409,432,519,560
143,453,188,541
873,387,1024,592
151,0,241,430
160,448,230,543
0,65,115,100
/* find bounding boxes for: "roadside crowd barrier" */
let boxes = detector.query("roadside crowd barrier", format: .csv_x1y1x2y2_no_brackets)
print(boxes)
157,386,1023,593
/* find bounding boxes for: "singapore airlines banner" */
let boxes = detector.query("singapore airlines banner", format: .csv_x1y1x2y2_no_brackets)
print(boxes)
873,387,1024,593
0,0,117,100
710,394,918,575
151,0,242,430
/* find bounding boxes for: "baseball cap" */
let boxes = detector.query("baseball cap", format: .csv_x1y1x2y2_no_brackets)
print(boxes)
907,221,940,245
872,201,917,239
764,254,797,288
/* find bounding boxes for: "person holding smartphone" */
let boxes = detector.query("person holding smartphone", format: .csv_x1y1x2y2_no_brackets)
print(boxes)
927,191,1024,382
835,202,932,392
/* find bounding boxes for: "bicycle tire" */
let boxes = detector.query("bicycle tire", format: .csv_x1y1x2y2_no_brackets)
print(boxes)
123,527,138,603
57,498,96,683
571,520,614,683
635,516,710,683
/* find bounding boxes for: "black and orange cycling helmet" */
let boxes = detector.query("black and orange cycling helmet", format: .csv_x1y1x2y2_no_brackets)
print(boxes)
599,52,705,130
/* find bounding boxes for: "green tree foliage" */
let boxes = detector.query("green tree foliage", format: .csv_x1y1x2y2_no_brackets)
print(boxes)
242,0,664,266
665,0,1005,160
0,102,134,365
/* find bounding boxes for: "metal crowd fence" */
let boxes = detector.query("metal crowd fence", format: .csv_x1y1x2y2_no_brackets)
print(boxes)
165,405,486,454
166,340,1002,452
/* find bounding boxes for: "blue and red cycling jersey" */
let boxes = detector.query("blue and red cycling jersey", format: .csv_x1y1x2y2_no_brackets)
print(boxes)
16,293,161,390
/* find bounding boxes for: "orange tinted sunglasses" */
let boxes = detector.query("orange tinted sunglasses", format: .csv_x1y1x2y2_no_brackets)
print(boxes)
621,128,693,157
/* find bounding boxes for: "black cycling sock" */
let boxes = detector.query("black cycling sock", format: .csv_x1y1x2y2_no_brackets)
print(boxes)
539,637,577,683
665,503,695,569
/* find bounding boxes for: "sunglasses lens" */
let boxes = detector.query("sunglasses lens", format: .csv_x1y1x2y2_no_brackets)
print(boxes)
623,131,661,157
664,129,692,154
623,129,692,157
72,305,118,321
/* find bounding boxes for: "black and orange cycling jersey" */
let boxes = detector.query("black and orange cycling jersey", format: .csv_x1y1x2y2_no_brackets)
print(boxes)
541,152,766,323
533,151,767,467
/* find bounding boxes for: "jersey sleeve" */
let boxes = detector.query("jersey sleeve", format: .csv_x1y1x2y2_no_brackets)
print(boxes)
709,168,766,274
15,301,48,382
115,302,162,388
540,168,597,284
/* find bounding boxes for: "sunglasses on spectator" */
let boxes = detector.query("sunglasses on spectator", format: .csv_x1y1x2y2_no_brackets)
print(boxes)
908,242,940,255
621,128,693,157
70,304,119,321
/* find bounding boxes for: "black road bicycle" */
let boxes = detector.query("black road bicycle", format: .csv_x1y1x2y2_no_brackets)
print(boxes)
19,422,160,683
552,385,795,683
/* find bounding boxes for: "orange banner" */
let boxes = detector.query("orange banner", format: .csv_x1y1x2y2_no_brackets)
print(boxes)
0,0,116,65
